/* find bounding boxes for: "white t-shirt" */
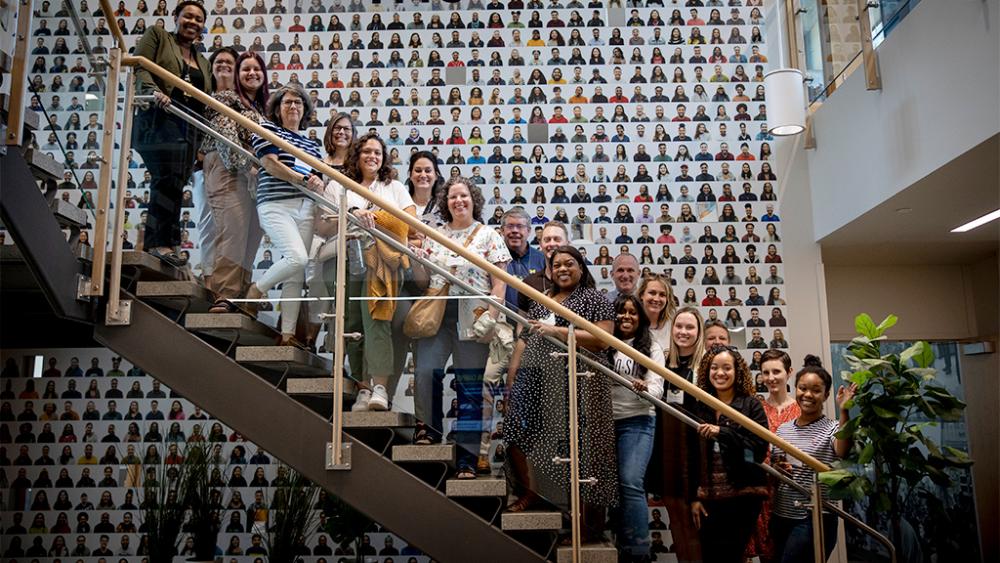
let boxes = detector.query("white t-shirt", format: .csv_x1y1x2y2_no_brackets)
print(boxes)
611,336,666,420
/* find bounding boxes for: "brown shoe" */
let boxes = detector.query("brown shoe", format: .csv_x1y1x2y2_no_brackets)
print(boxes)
476,455,491,474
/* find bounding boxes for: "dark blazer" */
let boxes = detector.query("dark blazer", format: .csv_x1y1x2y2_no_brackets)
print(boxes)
133,25,210,98
689,393,769,498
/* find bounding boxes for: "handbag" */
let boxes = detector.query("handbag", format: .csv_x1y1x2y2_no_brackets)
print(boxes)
402,224,482,338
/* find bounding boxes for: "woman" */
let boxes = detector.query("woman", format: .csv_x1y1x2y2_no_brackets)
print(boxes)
689,345,770,562
504,246,618,542
413,178,509,478
132,0,211,267
771,356,855,563
244,84,326,346
655,306,706,562
203,50,267,313
325,133,417,410
609,294,665,560
638,274,675,353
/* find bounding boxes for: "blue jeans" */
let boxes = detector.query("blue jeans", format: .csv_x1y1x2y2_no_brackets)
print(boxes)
614,414,655,558
771,514,839,563
414,302,489,469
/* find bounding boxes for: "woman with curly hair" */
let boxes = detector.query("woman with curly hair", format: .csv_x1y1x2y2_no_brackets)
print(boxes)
689,344,771,562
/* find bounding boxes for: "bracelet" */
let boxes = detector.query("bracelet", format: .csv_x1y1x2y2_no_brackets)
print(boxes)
302,174,311,184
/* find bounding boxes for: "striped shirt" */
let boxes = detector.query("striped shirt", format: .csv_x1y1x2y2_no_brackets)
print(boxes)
772,416,840,519
251,120,322,204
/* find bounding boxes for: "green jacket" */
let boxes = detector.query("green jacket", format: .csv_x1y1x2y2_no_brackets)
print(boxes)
133,25,210,99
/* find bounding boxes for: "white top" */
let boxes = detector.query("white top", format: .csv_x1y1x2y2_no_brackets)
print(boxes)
611,337,666,420
649,320,672,356
325,178,415,214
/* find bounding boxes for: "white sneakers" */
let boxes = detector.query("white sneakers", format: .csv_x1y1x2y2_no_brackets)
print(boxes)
368,384,390,411
351,389,372,412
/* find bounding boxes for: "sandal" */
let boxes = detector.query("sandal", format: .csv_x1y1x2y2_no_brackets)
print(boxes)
413,424,434,445
277,334,309,349
455,467,477,480
209,299,237,314
476,455,491,474
148,247,186,268
505,493,540,513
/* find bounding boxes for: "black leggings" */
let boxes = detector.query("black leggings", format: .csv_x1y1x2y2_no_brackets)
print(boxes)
699,496,764,563
134,108,199,249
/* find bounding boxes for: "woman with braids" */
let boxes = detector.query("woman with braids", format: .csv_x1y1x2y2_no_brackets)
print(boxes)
688,345,770,562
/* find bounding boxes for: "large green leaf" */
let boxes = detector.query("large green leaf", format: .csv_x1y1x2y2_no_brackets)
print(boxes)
855,314,879,339
848,369,873,386
876,314,899,333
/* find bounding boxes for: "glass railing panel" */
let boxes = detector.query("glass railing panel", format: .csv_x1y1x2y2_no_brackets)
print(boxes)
799,0,863,103
870,0,921,47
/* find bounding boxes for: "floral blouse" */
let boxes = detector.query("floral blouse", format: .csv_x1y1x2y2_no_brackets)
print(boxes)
203,89,264,172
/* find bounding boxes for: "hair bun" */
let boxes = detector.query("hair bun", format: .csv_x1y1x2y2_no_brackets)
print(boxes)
803,354,824,368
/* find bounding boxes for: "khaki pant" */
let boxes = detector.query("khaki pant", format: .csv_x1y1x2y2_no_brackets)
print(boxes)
203,151,263,300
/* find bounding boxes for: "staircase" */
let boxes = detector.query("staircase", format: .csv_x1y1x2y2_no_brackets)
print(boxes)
1,146,618,562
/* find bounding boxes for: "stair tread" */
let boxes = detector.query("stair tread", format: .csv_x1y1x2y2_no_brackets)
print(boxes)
185,313,279,346
50,199,90,229
555,542,618,563
445,477,506,497
120,250,184,280
391,443,455,463
236,345,333,375
23,148,64,180
343,411,415,428
136,280,213,312
500,510,563,531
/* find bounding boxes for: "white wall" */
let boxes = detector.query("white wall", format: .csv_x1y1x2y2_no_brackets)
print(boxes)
806,0,1000,240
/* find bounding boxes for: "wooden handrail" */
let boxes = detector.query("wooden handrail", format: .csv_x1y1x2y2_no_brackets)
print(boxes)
118,53,831,473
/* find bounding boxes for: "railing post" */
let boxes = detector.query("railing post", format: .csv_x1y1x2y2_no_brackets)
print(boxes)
811,473,826,562
566,326,581,563
4,0,32,146
83,47,123,298
327,191,351,470
857,0,883,90
106,68,136,325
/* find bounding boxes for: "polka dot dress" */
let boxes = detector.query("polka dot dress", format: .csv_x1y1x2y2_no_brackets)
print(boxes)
504,285,620,508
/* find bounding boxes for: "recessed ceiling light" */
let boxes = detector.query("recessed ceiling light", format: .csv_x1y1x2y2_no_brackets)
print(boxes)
951,209,1000,233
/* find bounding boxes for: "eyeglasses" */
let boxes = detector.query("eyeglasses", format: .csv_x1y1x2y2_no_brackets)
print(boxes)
281,99,303,107
330,125,351,133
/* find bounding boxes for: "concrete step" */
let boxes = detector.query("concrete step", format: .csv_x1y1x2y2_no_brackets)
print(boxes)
500,511,563,531
445,477,506,498
185,313,280,346
23,148,63,181
50,199,89,229
391,444,455,464
136,280,213,312
343,411,415,428
121,250,184,280
235,345,332,376
555,542,619,563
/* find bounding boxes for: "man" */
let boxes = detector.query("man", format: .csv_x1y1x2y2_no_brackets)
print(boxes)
761,204,780,222
702,287,722,306
745,286,765,306
747,307,766,328
501,208,547,313
606,253,639,302
765,265,784,284
517,222,570,314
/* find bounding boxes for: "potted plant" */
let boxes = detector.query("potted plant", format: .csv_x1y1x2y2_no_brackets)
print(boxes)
321,492,376,562
821,314,973,561
140,442,198,563
181,442,224,562
264,466,321,563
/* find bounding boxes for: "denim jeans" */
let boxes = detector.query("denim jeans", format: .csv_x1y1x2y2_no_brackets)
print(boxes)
414,301,489,469
614,414,655,558
771,514,839,563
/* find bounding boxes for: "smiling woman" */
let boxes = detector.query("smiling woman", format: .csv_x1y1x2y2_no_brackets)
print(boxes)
131,0,210,268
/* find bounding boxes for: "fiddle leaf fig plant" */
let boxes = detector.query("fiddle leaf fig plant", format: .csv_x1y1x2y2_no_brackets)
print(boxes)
819,313,973,551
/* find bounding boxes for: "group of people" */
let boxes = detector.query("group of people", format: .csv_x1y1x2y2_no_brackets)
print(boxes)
116,2,849,562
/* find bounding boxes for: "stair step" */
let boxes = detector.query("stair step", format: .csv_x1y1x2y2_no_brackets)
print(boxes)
50,199,90,229
185,313,280,346
391,444,455,464
23,148,63,181
344,411,415,428
236,345,332,375
446,477,506,498
121,250,184,279
556,543,619,563
500,511,563,531
136,280,213,312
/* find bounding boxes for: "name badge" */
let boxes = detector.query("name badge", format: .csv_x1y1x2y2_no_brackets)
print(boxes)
290,157,312,178
665,389,684,404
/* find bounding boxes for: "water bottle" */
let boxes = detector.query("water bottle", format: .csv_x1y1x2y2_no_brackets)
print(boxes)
347,237,367,278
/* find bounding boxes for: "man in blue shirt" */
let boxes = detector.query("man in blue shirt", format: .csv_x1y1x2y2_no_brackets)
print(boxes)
500,208,547,313
760,204,780,221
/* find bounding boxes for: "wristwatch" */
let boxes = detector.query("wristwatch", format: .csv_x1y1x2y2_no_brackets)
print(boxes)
302,173,311,184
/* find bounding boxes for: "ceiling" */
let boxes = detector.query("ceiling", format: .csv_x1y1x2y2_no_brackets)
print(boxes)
820,134,1000,266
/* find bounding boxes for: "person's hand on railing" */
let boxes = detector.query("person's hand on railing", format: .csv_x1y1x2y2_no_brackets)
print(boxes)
630,378,648,393
696,422,720,440
152,91,171,108
352,208,377,230
304,174,325,194
690,501,708,530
